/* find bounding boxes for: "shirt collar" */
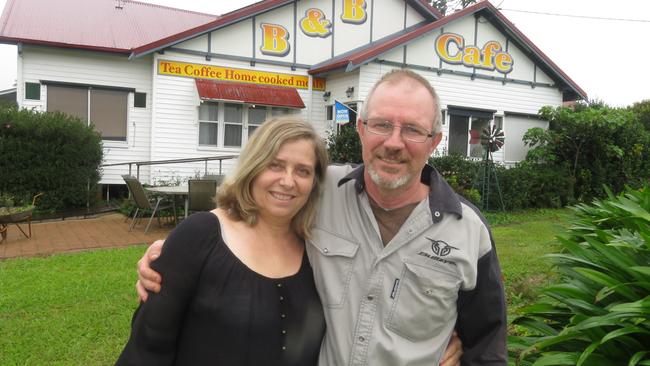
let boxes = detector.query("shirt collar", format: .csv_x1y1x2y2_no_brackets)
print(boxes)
337,164,463,222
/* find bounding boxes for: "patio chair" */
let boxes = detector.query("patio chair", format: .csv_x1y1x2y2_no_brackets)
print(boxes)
122,175,176,234
188,179,218,212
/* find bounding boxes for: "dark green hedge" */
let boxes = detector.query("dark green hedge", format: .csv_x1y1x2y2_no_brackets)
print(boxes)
429,155,574,211
0,105,103,211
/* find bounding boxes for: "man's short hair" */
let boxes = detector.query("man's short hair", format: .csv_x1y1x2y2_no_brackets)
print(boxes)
360,69,442,134
216,117,329,239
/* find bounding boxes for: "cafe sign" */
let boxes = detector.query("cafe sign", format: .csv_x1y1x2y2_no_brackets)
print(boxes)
435,33,513,74
158,60,326,91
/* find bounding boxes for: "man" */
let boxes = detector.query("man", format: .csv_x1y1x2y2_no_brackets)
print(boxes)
137,69,506,365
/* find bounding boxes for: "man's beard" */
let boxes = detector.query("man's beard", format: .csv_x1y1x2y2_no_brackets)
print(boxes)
367,164,412,190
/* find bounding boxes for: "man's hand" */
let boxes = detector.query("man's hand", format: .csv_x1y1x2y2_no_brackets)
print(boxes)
135,239,165,302
440,332,462,366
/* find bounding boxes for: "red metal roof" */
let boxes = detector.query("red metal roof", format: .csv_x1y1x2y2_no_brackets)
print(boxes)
195,79,305,109
0,0,217,53
308,1,587,101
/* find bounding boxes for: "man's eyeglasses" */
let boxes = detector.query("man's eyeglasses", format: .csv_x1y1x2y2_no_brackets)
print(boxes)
362,118,434,143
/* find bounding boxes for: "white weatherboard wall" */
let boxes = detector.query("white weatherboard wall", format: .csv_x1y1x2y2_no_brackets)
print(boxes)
18,45,154,184
150,51,326,182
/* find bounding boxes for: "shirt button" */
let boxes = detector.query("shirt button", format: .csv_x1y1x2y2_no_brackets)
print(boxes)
282,330,287,334
282,346,286,351
434,211,441,218
358,336,365,342
281,314,286,319
323,248,329,253
424,288,434,295
279,295,284,301
367,295,374,301
277,283,282,288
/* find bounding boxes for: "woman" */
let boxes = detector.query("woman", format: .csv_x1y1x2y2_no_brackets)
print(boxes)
117,118,329,365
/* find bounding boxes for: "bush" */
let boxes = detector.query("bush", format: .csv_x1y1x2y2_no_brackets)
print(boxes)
525,104,650,202
0,105,103,211
495,162,575,211
509,186,650,365
326,124,362,164
429,154,482,206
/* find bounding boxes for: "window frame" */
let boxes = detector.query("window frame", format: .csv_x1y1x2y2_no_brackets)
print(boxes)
44,82,131,143
196,102,295,150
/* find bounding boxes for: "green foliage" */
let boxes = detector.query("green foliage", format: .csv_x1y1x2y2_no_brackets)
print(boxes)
0,105,103,210
524,104,650,202
326,124,362,164
510,186,650,365
630,99,650,131
429,154,482,206
495,161,575,210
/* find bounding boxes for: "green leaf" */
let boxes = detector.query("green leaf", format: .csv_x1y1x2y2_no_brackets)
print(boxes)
531,352,578,366
577,341,600,366
629,266,650,276
511,317,559,336
574,267,638,301
630,351,650,366
601,326,650,344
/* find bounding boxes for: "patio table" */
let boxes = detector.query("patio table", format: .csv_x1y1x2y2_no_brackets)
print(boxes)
147,185,189,219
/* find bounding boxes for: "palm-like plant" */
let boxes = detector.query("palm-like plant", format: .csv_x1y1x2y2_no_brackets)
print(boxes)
510,186,650,366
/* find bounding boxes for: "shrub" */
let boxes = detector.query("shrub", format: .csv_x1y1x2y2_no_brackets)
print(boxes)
326,124,362,164
494,162,575,211
509,186,650,365
524,104,650,202
429,154,482,206
0,105,103,211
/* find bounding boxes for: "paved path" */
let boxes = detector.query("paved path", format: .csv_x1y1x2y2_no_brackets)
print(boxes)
0,213,172,259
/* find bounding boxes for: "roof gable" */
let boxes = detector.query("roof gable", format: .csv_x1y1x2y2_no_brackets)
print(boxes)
309,1,586,101
130,0,442,58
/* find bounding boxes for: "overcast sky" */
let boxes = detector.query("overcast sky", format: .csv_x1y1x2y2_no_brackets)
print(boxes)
0,0,648,107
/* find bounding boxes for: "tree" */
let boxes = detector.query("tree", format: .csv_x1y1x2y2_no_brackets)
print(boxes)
630,99,650,131
429,0,477,16
325,124,362,164
523,103,650,202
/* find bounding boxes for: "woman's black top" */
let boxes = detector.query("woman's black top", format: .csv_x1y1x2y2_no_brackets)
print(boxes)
116,212,326,366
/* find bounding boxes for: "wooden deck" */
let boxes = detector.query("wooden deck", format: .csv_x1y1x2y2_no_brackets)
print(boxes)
0,213,172,259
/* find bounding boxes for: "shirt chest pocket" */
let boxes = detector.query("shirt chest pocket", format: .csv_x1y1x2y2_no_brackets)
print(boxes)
386,260,461,342
307,228,359,308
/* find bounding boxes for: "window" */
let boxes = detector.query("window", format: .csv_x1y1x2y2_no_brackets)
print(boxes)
46,84,128,141
326,105,333,121
224,103,243,147
25,82,41,100
468,117,490,158
447,108,496,158
134,92,146,108
199,102,218,146
198,104,295,149
248,105,267,138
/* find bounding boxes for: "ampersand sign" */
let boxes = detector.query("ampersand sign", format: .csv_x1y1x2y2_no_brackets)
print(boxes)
300,8,332,38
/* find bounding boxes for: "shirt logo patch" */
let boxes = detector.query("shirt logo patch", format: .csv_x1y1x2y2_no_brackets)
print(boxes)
417,238,458,266
429,239,458,257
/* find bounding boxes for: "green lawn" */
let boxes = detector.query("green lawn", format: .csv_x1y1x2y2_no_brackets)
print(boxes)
0,209,573,365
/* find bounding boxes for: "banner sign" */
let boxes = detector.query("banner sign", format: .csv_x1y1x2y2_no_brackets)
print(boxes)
334,100,351,125
158,60,326,91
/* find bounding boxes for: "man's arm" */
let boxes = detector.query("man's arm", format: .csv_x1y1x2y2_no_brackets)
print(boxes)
456,246,507,365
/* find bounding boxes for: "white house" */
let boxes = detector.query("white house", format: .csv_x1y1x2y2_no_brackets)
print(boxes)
0,0,586,187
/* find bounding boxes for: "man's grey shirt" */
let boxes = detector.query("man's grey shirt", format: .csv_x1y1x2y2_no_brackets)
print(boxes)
306,164,507,366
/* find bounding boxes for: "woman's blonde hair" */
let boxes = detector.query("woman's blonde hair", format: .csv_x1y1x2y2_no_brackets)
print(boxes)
216,117,329,239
